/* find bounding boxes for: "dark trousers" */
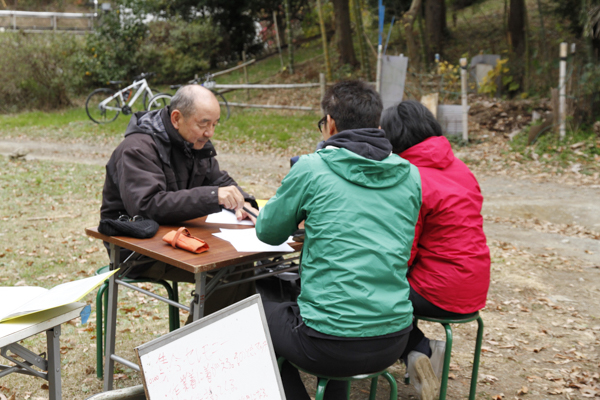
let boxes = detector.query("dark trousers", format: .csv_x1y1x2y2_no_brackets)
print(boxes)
263,300,410,400
105,244,256,316
401,286,477,359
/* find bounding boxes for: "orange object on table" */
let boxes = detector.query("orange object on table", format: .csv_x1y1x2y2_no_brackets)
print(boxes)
162,227,209,254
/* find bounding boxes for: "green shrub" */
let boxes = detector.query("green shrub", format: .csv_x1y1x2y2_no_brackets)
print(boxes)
0,32,85,113
137,18,222,84
80,5,147,87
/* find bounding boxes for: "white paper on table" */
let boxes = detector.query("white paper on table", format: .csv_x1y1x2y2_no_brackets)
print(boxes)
205,210,254,226
213,228,295,253
0,269,117,322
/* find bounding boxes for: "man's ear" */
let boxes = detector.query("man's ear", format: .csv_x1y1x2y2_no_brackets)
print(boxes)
327,115,337,136
171,109,182,130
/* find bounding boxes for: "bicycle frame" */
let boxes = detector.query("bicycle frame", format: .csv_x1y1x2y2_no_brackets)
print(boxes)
100,79,153,111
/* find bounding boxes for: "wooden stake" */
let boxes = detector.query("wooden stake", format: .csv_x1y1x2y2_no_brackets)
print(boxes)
319,73,326,113
273,11,284,71
460,57,469,143
242,51,250,100
316,0,332,81
284,0,294,74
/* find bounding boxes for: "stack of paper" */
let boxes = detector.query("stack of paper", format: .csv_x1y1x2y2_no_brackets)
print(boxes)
213,228,295,253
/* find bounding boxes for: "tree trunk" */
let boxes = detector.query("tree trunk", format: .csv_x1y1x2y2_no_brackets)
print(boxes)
425,0,445,62
508,0,526,56
402,0,423,67
332,0,358,66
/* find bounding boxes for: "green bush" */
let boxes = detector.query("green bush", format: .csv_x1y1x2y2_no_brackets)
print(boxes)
80,3,223,87
80,5,147,87
138,18,222,84
0,32,85,113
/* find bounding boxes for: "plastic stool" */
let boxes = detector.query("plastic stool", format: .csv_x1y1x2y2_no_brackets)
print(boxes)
95,266,180,379
408,312,484,400
277,357,398,400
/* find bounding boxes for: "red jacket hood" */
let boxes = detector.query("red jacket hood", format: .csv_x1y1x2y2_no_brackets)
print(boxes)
399,136,454,169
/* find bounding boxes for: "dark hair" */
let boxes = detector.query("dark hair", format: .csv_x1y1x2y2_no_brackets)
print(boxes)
380,100,443,154
321,80,383,132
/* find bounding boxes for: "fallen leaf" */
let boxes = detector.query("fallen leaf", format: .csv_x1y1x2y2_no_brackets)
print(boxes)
517,386,528,395
85,366,95,375
113,373,128,380
40,383,48,390
492,394,504,400
480,374,499,383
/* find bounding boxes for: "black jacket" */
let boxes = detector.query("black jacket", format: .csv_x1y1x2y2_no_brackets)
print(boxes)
101,107,255,224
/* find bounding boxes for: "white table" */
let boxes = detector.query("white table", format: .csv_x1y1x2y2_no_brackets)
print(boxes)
0,303,85,400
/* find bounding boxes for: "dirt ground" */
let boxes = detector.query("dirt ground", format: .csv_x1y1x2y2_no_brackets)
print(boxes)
0,134,599,400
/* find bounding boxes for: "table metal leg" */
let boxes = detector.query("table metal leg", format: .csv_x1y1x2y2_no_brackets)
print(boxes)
103,243,120,391
46,326,61,400
193,272,207,321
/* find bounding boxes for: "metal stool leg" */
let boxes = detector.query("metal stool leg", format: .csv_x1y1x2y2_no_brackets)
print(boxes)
382,371,399,400
469,317,484,400
439,323,454,400
369,377,378,400
315,378,329,400
95,283,107,380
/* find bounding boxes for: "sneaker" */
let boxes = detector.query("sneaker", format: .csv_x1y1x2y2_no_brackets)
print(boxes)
407,351,440,400
429,340,446,380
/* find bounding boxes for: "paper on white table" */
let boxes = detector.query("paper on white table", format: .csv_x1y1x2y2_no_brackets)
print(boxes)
205,210,254,226
213,228,295,253
0,269,117,322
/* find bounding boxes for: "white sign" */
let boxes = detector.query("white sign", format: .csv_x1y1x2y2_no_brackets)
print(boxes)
136,295,285,400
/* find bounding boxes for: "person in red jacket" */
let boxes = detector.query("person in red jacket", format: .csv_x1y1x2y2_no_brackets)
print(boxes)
380,100,490,400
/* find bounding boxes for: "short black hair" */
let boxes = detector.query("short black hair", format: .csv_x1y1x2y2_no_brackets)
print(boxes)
321,80,383,132
380,100,443,154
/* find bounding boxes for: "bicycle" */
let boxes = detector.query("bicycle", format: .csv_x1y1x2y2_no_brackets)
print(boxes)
147,74,231,121
85,72,160,124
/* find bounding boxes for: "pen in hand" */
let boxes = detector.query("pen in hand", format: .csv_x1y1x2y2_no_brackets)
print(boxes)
242,206,258,219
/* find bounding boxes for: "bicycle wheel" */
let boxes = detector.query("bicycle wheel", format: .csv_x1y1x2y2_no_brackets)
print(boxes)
143,87,162,110
212,91,230,121
86,88,121,124
146,93,172,111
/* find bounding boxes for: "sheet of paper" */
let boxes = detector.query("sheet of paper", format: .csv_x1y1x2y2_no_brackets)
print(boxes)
0,269,117,322
0,287,48,320
205,210,254,226
213,228,295,253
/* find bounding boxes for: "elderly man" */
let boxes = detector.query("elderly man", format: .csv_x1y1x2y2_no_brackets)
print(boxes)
101,84,258,314
251,80,423,400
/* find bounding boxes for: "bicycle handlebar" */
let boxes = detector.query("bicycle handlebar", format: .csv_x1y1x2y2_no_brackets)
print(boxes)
133,72,156,81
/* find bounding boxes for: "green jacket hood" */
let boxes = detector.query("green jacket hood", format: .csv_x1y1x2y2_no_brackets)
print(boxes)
318,147,412,189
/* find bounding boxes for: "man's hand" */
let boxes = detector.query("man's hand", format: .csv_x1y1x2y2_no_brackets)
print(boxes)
236,202,259,224
218,186,245,211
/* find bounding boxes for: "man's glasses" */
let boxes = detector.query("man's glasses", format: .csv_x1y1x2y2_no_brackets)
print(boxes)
118,214,144,222
317,116,327,133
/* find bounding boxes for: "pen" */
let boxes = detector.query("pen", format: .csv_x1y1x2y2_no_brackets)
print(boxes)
242,206,258,219
223,206,258,219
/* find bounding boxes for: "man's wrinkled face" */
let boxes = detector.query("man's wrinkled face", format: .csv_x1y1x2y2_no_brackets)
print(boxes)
173,95,221,150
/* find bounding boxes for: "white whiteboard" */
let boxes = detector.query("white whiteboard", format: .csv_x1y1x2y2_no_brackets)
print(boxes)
135,295,285,400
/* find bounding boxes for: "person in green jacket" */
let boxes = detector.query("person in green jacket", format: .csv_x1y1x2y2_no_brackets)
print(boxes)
252,80,422,400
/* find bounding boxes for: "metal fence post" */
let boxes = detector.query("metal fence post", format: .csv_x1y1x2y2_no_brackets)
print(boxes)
559,42,567,140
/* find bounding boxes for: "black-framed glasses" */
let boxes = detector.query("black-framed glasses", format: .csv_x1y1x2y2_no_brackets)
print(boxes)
317,116,327,133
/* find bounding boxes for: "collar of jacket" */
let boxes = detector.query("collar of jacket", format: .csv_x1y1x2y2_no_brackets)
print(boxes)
321,128,392,161
162,106,217,160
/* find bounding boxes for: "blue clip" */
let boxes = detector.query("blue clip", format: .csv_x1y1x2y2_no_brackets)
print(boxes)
80,305,91,325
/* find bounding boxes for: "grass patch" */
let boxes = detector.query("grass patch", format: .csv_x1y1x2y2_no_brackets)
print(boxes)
0,157,186,398
0,105,322,155
509,124,600,174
